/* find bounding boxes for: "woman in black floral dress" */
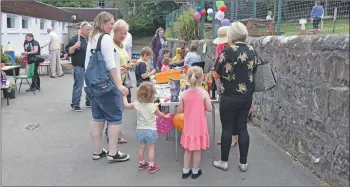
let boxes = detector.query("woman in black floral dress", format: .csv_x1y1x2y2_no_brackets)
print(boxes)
212,22,258,172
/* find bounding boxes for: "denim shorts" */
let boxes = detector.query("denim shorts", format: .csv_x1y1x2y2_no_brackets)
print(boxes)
86,88,123,125
136,129,158,144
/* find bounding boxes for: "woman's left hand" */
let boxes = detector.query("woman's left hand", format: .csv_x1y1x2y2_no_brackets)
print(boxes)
120,67,128,74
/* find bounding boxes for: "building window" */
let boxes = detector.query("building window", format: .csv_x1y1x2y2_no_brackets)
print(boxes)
97,0,105,8
51,21,55,29
7,17,15,28
22,18,29,29
40,20,45,30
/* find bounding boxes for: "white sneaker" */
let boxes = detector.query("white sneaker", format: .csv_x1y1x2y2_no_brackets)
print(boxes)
213,160,228,171
238,162,248,172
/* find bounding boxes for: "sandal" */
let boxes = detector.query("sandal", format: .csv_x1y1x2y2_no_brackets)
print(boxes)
118,137,127,144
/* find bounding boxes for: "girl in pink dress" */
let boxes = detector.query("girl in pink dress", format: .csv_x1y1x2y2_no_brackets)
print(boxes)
178,66,212,179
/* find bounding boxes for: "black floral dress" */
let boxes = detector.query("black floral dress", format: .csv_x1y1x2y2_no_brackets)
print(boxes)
214,43,258,99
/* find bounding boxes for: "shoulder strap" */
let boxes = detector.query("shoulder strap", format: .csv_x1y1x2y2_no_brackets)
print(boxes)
254,51,268,66
96,34,105,52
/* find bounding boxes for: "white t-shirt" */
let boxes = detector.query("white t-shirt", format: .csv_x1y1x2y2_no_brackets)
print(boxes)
84,33,121,87
134,101,158,131
266,15,273,20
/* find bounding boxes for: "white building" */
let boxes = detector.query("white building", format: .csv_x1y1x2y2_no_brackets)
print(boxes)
1,1,75,56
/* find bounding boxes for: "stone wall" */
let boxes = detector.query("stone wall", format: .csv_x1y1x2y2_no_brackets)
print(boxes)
167,35,349,186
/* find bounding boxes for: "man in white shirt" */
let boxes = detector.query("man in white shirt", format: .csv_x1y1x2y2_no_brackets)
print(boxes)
123,32,133,60
43,27,63,78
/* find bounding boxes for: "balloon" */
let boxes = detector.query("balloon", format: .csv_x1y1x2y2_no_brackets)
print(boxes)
221,18,230,26
215,10,225,21
173,113,185,131
216,1,225,10
207,16,213,21
207,8,214,14
156,115,174,134
200,9,206,16
208,11,214,17
219,5,227,12
194,12,201,21
196,6,202,12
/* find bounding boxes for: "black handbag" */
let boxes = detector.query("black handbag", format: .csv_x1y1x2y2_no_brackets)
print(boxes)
34,55,45,63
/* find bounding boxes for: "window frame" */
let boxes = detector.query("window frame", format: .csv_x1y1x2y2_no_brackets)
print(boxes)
40,19,45,30
6,17,15,29
21,18,29,29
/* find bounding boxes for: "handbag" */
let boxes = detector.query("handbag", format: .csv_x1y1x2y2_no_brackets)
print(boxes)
254,55,276,92
33,55,45,63
124,69,136,88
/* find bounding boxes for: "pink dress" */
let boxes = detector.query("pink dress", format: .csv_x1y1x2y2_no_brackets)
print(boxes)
180,89,210,151
161,65,170,72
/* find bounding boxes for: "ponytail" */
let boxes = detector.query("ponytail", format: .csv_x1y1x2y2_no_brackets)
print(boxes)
187,66,203,88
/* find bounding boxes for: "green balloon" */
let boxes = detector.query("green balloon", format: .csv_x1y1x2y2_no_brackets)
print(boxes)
216,1,225,10
207,16,213,21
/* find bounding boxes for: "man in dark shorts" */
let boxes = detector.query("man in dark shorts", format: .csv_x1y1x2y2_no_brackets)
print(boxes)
23,33,41,92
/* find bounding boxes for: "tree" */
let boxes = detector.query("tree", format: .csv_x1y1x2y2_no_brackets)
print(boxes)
41,1,96,8
116,0,180,36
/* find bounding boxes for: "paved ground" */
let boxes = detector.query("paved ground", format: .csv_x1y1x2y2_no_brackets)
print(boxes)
1,70,328,186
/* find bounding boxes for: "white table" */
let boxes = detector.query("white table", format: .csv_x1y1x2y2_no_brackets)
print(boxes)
155,83,219,161
1,65,20,79
1,80,10,106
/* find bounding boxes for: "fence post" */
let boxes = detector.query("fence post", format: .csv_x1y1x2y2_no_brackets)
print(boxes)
212,0,217,39
199,0,205,39
252,0,257,18
230,0,234,21
235,0,238,20
276,0,283,35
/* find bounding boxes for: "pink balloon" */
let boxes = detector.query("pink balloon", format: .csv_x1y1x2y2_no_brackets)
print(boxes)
194,12,201,20
156,115,174,134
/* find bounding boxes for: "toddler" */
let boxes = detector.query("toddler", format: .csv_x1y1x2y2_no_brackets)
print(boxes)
123,82,171,174
135,47,155,87
161,58,171,72
156,48,171,71
178,66,212,179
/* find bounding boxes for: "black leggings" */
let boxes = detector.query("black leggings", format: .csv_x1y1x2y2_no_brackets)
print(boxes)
219,95,252,164
313,17,321,30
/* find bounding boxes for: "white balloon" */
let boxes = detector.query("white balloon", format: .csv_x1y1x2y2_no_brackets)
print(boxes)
207,8,213,14
215,10,225,21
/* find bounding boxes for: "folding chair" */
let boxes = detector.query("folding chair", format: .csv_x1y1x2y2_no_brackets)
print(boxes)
192,61,205,70
15,63,38,95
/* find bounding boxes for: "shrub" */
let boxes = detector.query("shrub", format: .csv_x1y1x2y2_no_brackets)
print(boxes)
171,9,199,41
1,53,12,66
15,56,25,68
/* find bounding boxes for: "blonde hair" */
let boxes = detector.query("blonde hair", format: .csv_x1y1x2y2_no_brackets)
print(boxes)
162,58,171,66
140,46,153,56
187,66,203,88
113,19,129,31
227,21,249,43
90,11,114,40
137,82,156,103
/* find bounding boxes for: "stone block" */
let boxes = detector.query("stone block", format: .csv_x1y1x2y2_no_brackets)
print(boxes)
328,87,349,126
320,51,350,87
